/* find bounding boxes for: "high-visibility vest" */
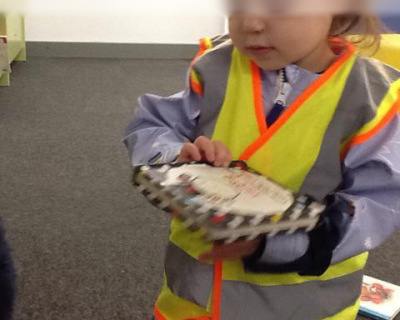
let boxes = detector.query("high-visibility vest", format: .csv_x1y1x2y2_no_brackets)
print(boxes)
154,36,400,320
357,34,400,70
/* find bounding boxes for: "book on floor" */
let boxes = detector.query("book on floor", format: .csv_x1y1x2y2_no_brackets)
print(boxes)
359,275,400,320
132,161,326,243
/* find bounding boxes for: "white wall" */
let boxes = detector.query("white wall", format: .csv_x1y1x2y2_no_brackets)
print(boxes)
25,0,225,44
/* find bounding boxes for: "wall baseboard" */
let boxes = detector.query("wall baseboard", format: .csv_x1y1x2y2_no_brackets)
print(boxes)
26,42,199,60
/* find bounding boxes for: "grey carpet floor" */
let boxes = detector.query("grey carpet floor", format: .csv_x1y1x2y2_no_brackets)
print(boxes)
0,58,399,320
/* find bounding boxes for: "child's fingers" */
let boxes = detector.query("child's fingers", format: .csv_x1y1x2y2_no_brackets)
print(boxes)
177,143,202,162
213,141,232,167
178,139,232,166
194,136,216,163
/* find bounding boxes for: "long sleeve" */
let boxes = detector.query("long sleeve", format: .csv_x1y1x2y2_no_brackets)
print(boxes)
123,88,203,166
244,114,400,274
332,114,400,263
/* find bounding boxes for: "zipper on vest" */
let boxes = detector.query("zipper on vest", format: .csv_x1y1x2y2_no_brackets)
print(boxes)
274,68,291,107
267,68,292,127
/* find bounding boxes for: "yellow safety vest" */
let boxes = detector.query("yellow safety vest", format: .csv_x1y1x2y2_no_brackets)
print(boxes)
154,37,400,320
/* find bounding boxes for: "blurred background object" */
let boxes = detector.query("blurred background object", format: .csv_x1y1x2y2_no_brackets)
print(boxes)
381,15,400,32
0,14,26,86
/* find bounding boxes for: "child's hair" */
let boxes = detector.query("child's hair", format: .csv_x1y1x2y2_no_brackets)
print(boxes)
329,14,383,49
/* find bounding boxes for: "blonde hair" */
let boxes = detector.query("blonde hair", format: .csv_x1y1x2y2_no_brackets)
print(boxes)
329,14,383,50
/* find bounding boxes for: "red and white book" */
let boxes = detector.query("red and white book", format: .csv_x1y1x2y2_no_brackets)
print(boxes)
359,275,400,320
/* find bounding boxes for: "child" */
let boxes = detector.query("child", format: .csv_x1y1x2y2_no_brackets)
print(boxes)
124,2,400,319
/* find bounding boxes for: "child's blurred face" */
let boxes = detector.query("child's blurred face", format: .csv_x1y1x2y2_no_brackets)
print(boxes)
229,8,334,71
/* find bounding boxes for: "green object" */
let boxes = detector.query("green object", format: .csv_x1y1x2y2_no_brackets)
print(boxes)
0,14,26,86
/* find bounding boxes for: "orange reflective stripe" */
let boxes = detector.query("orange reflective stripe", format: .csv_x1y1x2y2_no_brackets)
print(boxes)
341,92,400,159
201,38,213,53
200,38,209,53
189,37,214,96
191,37,213,66
212,261,223,320
190,72,204,95
240,41,356,161
192,41,207,65
154,304,168,320
251,61,268,135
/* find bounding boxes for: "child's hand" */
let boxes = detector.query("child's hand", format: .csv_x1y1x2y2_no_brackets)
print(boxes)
177,136,232,167
199,238,262,262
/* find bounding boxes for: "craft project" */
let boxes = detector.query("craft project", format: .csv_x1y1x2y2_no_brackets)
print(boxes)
133,161,326,243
